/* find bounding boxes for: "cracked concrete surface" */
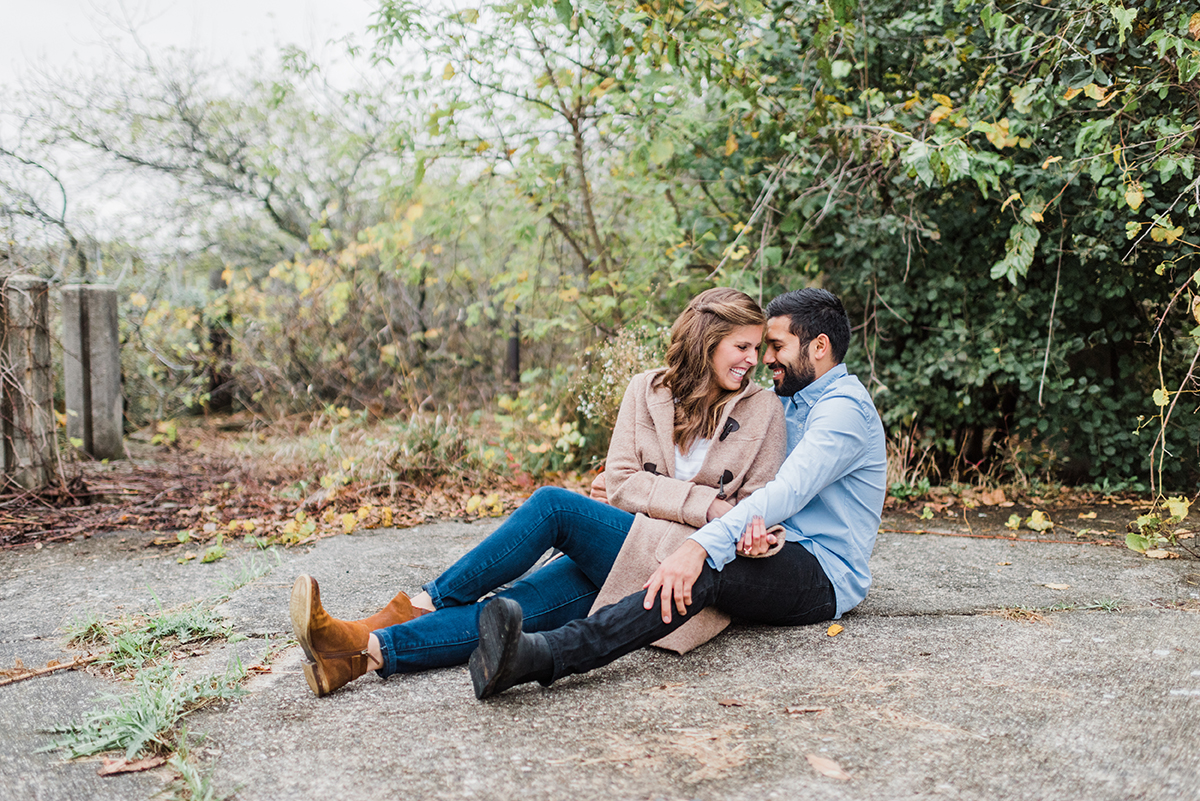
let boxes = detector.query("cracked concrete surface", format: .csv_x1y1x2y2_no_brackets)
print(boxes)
2,515,1198,801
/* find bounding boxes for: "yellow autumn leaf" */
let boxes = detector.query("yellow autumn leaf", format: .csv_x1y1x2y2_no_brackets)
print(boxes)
381,507,393,527
1078,511,1097,519
1150,224,1184,245
1005,513,1022,530
357,505,372,520
1190,11,1200,40
1165,496,1190,521
484,492,501,513
1192,296,1200,325
465,494,483,515
1153,388,1169,406
1044,583,1070,590
589,76,616,97
1029,211,1044,223
1000,192,1021,212
221,267,233,286
724,132,739,157
322,508,338,524
1041,155,1062,169
1063,86,1083,101
1026,510,1054,532
931,93,953,108
1083,83,1105,100
443,62,455,80
1125,184,1144,210
929,105,953,124
826,623,844,637
242,519,256,532
130,292,148,308
341,513,357,535
559,287,581,303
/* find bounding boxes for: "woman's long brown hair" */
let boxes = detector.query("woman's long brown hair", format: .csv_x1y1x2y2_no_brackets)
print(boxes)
653,288,765,452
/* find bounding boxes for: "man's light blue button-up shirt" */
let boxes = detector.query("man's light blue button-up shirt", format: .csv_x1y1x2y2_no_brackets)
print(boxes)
688,363,887,618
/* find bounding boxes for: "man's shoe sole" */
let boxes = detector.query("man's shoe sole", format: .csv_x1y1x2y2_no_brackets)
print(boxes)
470,598,523,700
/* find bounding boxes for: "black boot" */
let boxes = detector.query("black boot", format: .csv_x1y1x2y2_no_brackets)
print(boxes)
470,597,553,699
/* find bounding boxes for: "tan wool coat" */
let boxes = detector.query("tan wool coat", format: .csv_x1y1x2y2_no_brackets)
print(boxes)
591,369,788,654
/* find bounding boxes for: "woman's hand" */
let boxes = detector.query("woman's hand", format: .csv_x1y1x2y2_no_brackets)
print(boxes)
706,497,734,522
737,516,777,557
589,472,608,504
643,540,708,624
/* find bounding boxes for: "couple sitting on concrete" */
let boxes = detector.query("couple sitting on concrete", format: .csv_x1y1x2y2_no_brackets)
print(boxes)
290,285,887,700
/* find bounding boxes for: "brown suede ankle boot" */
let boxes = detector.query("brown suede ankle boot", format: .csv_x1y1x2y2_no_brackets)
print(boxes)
351,590,427,631
290,575,372,697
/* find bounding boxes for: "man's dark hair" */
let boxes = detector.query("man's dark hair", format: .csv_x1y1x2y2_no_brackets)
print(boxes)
765,288,851,363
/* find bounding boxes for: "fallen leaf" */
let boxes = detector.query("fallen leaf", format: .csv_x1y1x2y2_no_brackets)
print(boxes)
1044,583,1070,590
1005,513,1022,531
1077,511,1097,519
786,706,827,715
1144,549,1179,559
718,698,745,707
806,753,851,780
98,755,166,776
980,488,1007,506
1026,510,1054,532
247,664,273,673
996,561,1012,566
826,624,844,637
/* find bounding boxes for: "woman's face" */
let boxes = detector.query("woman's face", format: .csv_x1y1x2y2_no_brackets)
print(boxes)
711,324,763,391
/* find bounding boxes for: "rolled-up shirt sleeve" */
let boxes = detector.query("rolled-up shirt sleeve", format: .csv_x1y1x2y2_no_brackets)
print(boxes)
688,396,872,569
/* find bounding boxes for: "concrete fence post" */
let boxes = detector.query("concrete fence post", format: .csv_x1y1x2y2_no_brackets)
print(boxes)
61,284,125,460
0,275,55,488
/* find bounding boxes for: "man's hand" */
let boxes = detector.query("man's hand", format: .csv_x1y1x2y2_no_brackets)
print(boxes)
590,472,607,504
643,539,708,624
706,497,733,522
737,516,778,557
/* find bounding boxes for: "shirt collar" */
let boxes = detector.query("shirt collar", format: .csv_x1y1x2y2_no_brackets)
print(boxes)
784,363,848,409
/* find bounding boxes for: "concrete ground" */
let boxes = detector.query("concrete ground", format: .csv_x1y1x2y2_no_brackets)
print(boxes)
1,515,1198,801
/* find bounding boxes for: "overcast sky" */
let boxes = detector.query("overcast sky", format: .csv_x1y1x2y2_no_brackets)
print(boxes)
2,0,379,88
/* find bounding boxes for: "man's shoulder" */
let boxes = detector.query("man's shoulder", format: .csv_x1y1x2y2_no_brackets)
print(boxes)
818,370,876,408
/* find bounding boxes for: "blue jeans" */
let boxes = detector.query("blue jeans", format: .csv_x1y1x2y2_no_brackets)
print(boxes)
374,486,635,676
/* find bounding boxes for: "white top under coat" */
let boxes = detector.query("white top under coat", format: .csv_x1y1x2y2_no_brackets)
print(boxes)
673,438,713,483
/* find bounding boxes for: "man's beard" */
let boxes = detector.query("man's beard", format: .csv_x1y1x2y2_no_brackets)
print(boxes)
772,353,816,397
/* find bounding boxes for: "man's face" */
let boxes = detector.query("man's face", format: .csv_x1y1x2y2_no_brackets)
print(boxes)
764,316,815,397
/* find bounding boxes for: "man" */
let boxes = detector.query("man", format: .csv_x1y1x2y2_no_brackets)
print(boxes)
468,287,887,698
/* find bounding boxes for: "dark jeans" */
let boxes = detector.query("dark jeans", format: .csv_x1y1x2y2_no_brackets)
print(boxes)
542,541,837,681
374,486,634,675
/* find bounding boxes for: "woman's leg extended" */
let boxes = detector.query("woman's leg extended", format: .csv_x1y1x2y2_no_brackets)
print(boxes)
425,487,634,609
376,555,601,675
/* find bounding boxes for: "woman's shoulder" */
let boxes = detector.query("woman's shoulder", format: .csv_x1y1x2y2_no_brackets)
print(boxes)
734,380,779,407
626,369,668,395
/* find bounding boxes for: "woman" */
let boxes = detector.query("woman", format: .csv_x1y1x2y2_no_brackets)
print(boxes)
291,287,787,697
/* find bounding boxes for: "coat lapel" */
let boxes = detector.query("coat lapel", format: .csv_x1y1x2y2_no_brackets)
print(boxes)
645,371,678,476
699,381,760,479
